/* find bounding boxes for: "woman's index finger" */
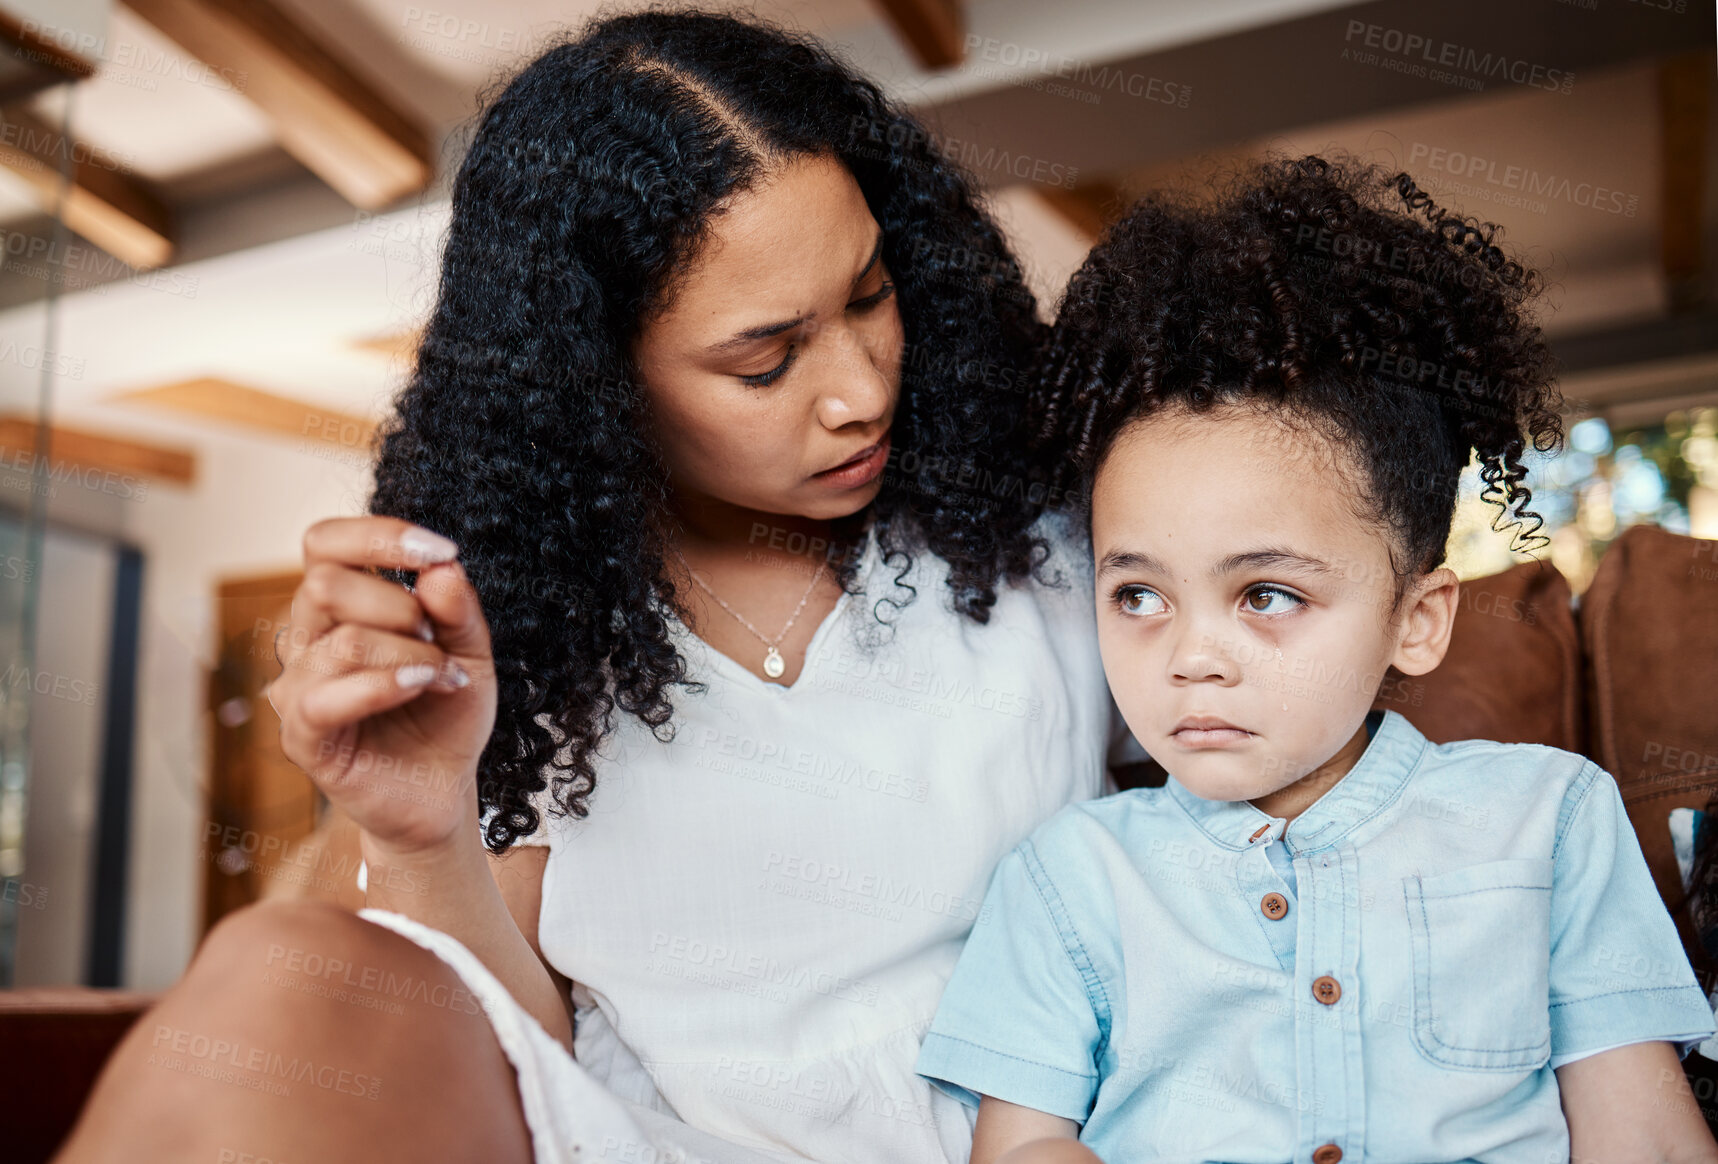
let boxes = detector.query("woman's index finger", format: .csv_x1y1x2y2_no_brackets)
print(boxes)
302,515,461,573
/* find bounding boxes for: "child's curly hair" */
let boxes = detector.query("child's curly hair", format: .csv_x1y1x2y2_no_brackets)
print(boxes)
1030,153,1565,586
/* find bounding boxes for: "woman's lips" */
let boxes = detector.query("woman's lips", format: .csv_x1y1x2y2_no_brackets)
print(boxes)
812,434,890,487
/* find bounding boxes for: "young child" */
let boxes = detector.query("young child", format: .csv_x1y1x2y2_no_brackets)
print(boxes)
914,156,1718,1164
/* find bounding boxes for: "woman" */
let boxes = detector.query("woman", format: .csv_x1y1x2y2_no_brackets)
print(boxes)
54,10,1136,1164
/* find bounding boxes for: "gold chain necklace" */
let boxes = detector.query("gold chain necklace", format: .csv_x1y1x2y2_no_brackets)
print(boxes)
673,546,829,678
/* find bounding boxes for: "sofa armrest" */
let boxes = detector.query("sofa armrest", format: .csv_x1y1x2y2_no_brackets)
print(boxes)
0,987,159,1164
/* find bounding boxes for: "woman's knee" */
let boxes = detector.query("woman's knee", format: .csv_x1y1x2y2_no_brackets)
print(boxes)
184,901,504,1065
64,903,532,1163
191,899,421,987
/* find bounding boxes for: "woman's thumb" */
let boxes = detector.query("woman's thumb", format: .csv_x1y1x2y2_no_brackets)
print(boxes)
413,557,492,660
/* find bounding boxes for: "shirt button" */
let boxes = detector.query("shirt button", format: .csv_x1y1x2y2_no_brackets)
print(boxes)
1248,823,1271,843
1260,892,1289,920
1312,975,1342,1005
1312,1145,1342,1164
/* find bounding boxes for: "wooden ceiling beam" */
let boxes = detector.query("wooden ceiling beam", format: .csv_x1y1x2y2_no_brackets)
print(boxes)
110,377,376,456
0,415,195,485
869,0,965,70
350,326,422,364
0,106,174,270
1035,180,1126,242
122,0,434,209
0,11,98,95
1659,51,1711,314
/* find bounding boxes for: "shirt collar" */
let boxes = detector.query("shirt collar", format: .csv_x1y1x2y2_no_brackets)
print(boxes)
1163,708,1430,856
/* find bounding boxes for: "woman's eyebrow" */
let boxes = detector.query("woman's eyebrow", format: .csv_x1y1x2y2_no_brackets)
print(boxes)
854,229,884,284
704,230,886,357
705,315,808,355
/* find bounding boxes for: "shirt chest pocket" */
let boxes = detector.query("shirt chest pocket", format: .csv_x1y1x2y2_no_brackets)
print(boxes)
1403,858,1554,1071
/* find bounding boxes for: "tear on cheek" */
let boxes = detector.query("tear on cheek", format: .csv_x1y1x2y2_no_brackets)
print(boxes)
1197,629,1285,671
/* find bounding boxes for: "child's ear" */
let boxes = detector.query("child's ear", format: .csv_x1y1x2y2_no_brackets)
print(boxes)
1391,568,1460,677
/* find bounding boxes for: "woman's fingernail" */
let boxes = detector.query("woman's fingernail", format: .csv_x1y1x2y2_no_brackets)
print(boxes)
417,617,435,642
396,662,437,688
400,527,459,565
441,660,471,688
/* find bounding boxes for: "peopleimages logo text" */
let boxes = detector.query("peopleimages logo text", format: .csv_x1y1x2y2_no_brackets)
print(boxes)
1344,21,1574,94
1409,143,1638,217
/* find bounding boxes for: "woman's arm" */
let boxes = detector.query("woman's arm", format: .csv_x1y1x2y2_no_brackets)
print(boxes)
970,1094,1100,1164
362,831,575,1053
1557,1041,1718,1163
268,515,573,1054
488,844,581,1043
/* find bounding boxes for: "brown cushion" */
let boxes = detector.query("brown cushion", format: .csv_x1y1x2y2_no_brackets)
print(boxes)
1581,523,1718,971
0,987,157,1163
1372,559,1582,752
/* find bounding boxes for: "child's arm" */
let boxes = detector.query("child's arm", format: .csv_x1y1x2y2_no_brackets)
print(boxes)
914,839,1111,1157
971,1094,1101,1164
1544,763,1718,1161
1556,1040,1718,1163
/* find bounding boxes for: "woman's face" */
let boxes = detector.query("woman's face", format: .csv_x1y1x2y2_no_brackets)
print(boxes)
632,153,904,523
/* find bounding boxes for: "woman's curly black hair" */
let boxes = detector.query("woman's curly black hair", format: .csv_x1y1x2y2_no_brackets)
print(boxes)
1031,153,1564,597
367,7,1052,852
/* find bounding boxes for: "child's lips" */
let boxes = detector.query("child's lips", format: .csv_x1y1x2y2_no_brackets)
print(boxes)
1169,721,1254,747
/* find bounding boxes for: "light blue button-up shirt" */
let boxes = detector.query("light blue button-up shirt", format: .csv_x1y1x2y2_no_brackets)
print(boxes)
915,709,1715,1163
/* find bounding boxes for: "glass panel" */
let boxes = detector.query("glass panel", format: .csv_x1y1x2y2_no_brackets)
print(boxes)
0,80,71,986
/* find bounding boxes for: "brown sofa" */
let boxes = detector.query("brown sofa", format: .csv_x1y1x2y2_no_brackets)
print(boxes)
1373,524,1718,1131
6,523,1717,1159
0,986,158,1163
1373,524,1718,985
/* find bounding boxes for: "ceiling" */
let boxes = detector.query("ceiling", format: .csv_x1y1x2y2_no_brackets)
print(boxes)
0,0,1709,462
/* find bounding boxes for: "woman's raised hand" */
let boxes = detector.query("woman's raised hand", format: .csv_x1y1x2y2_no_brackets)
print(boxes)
264,516,498,858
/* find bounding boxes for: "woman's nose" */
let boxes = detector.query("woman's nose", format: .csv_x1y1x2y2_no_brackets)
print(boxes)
812,323,894,427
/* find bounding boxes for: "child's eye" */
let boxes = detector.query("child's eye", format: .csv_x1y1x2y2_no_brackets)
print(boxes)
739,345,797,388
1243,585,1303,615
1111,584,1166,616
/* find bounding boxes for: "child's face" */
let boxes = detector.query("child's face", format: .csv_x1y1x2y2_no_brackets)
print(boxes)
1091,404,1458,815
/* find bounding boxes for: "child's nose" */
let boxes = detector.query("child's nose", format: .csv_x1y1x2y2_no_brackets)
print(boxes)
1169,629,1243,685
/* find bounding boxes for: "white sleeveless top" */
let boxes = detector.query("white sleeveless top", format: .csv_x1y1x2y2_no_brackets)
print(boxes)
519,510,1135,1164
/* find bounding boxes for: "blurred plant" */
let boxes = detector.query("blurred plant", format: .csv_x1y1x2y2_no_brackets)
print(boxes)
1444,406,1718,593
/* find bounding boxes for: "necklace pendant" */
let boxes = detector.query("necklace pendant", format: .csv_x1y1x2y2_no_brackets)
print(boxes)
763,646,786,678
